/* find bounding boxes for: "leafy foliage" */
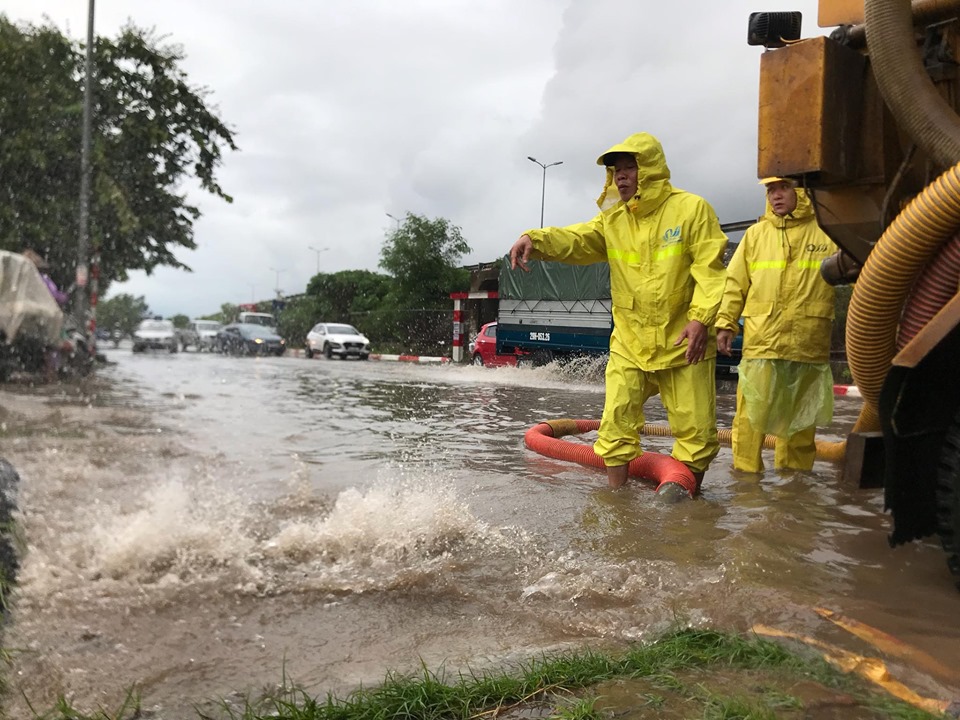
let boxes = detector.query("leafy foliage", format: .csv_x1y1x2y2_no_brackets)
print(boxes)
95,293,149,337
276,295,323,347
0,17,237,293
169,313,189,329
305,270,393,320
281,265,453,352
378,213,471,308
217,303,239,324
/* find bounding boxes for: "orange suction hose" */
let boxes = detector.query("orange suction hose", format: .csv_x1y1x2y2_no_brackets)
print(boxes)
524,419,697,497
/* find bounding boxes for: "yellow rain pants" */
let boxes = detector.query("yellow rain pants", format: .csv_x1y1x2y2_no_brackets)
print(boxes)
595,351,719,473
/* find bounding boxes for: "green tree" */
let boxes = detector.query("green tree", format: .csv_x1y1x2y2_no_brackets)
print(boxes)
170,313,189,329
306,270,393,319
0,17,237,292
278,270,393,347
97,293,149,336
277,295,322,348
218,303,238,324
379,214,471,308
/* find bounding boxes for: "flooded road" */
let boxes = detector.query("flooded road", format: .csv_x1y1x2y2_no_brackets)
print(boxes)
1,347,958,717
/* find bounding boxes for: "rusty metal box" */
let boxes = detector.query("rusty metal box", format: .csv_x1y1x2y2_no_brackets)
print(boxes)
758,36,867,182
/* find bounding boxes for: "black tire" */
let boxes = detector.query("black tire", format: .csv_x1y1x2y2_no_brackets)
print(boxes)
305,347,314,359
359,353,369,361
936,415,960,586
324,343,333,360
472,353,484,366
531,349,554,367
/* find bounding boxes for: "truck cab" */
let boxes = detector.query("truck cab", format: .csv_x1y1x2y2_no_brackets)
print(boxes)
237,311,277,331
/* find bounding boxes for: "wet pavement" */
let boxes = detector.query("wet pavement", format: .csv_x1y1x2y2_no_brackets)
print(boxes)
0,345,957,717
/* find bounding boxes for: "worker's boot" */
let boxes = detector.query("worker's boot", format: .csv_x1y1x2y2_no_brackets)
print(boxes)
692,472,705,496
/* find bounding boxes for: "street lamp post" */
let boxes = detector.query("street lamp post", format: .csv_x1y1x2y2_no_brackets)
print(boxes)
527,156,563,228
308,245,329,275
386,213,401,230
269,267,285,299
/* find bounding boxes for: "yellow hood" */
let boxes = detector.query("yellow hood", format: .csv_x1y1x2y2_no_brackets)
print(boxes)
595,133,673,214
763,186,816,228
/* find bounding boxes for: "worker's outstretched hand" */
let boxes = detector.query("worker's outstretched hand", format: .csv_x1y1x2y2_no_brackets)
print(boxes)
509,235,534,272
675,320,708,364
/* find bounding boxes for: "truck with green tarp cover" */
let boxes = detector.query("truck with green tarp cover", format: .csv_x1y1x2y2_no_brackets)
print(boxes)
496,257,613,364
495,255,743,371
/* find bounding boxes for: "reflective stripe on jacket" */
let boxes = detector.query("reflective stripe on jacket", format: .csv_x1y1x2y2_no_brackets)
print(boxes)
524,134,728,371
716,188,837,363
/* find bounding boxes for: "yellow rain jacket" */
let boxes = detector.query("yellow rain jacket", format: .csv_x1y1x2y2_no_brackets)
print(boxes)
524,133,728,370
717,189,837,363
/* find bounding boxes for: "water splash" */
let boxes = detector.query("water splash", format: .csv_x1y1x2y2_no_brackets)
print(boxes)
17,472,524,607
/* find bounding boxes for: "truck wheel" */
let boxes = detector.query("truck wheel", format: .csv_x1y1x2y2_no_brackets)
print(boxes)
528,349,554,367
936,414,960,585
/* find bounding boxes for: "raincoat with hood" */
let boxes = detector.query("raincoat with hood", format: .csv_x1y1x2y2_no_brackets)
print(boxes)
716,184,837,472
523,133,727,473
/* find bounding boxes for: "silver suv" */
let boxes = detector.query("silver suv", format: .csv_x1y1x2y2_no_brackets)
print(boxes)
178,320,223,352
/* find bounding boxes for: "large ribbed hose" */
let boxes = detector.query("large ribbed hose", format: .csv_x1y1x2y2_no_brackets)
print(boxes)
524,419,697,497
847,165,960,418
865,0,960,168
839,0,960,442
898,233,960,343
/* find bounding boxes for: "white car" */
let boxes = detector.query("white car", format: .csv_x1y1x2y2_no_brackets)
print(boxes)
305,322,370,360
132,319,178,353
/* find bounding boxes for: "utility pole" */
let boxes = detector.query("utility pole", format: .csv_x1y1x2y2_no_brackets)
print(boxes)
75,0,96,327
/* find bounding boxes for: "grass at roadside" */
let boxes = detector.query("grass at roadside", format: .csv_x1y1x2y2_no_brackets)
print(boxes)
13,628,949,720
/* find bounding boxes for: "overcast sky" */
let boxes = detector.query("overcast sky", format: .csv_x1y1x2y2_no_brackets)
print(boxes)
6,0,828,318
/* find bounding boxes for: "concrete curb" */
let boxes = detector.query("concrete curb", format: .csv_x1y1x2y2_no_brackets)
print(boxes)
286,348,450,364
369,353,451,364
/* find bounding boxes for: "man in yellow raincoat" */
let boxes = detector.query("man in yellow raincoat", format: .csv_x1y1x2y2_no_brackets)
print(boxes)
716,177,837,473
509,133,728,492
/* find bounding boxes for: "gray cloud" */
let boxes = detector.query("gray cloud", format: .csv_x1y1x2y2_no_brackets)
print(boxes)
7,0,822,317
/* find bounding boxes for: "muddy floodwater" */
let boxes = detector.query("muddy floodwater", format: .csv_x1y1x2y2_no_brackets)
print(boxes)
1,346,958,717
